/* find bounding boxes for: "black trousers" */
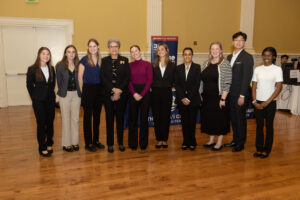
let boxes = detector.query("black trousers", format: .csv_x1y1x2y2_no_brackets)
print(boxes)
254,101,276,154
104,93,128,146
229,95,249,146
151,87,172,142
82,83,103,146
32,99,55,152
178,103,198,146
128,84,150,149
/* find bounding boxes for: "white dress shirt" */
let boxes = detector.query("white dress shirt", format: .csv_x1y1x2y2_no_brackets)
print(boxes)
159,62,166,77
41,66,49,82
230,49,243,67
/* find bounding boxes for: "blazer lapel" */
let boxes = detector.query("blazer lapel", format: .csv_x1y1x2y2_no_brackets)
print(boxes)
233,49,245,66
186,63,193,82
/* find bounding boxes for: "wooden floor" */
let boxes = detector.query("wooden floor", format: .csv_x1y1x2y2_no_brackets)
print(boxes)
0,106,300,200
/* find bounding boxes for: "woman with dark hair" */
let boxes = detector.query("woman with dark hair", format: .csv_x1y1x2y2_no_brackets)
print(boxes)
201,42,232,151
26,47,56,157
101,39,130,153
151,43,176,149
252,47,283,158
175,47,201,150
128,45,153,150
56,45,81,152
78,38,105,152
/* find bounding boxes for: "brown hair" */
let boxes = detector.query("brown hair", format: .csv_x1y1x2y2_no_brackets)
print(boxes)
56,45,79,71
130,45,141,51
32,47,54,82
87,38,101,67
152,43,171,67
208,42,224,65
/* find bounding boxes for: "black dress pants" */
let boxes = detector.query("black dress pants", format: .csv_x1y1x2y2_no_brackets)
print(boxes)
82,83,103,147
254,101,276,154
229,95,249,146
151,87,172,142
128,84,150,149
104,93,128,146
178,103,198,146
32,99,55,152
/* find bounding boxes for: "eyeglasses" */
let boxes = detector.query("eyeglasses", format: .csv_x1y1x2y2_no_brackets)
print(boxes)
183,54,192,56
109,46,119,49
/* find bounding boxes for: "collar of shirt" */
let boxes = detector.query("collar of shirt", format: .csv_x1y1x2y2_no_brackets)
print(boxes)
230,49,243,67
184,63,191,79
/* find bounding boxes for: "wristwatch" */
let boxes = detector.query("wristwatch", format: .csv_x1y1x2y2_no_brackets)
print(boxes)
252,100,257,104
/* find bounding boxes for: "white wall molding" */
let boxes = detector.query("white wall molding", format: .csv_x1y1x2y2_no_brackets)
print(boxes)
147,0,162,53
240,0,256,54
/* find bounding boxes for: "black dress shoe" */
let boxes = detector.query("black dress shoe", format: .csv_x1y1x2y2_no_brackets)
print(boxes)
162,144,168,148
203,142,216,148
130,147,137,151
85,144,96,152
253,152,262,157
181,145,188,150
108,146,114,153
260,153,269,159
119,145,125,152
155,144,162,149
39,150,51,157
232,145,244,152
224,141,237,147
47,146,53,154
72,145,79,151
189,146,196,151
140,146,147,150
211,145,223,151
94,142,105,149
63,146,73,152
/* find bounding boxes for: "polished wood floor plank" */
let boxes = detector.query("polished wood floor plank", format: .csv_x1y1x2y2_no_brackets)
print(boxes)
0,106,300,199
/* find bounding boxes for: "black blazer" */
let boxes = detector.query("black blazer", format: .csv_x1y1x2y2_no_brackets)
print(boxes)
175,62,201,106
56,64,81,97
26,65,56,101
227,50,254,97
100,55,130,96
152,61,176,89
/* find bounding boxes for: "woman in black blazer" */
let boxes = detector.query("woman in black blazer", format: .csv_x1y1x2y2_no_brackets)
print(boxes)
56,45,81,152
101,39,130,153
151,43,176,149
26,47,56,157
175,47,201,150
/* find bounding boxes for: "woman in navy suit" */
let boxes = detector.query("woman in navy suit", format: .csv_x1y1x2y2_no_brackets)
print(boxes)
151,43,176,149
26,47,56,157
175,47,201,150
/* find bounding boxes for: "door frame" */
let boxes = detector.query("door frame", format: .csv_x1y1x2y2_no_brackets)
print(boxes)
0,17,73,107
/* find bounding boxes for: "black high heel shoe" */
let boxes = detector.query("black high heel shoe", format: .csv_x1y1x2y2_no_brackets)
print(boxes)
39,150,51,157
181,145,188,150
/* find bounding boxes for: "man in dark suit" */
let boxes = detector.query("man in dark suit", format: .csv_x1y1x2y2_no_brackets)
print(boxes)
175,47,201,150
224,32,254,152
101,39,130,153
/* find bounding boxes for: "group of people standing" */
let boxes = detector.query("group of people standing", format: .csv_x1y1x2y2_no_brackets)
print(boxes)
26,31,282,159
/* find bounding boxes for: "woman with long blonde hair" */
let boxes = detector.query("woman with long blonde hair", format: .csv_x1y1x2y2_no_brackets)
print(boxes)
151,43,176,149
78,39,105,152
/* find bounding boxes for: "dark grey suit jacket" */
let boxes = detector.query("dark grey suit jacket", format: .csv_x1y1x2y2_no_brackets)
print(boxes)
56,64,81,97
227,50,254,97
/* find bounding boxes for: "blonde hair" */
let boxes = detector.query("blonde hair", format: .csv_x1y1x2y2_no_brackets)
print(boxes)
87,38,101,67
152,43,171,67
208,41,224,65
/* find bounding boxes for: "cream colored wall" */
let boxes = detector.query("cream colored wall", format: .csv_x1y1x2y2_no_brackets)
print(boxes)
162,0,241,53
254,0,300,53
0,0,147,52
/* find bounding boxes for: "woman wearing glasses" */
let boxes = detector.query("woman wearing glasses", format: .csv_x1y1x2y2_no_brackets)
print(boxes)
101,39,130,153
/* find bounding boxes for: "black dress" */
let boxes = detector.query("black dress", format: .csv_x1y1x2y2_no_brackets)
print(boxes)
201,63,230,135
